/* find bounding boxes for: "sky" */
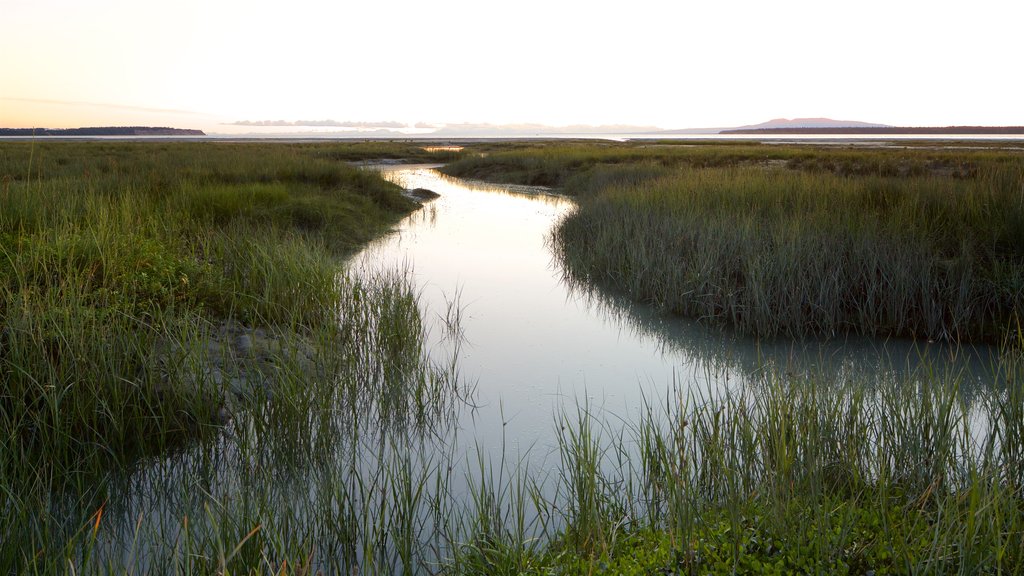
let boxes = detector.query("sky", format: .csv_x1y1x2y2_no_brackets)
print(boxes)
2,0,1023,134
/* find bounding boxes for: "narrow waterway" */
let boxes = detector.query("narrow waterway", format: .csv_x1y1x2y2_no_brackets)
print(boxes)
359,164,999,453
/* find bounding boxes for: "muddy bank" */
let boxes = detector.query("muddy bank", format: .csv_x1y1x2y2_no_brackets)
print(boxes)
149,320,321,424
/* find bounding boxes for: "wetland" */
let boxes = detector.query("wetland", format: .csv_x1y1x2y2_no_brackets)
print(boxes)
1,140,1023,574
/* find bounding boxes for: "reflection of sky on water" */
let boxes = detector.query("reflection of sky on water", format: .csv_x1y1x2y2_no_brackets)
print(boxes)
75,164,1008,570
360,165,1003,454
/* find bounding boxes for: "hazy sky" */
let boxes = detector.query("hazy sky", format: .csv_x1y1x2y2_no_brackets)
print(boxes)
2,0,1022,133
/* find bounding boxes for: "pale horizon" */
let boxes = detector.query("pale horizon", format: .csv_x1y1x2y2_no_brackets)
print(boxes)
3,0,1023,134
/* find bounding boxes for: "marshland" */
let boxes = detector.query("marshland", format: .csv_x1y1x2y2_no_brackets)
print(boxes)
2,139,1024,574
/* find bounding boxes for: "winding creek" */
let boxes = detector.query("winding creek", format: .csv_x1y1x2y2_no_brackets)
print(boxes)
361,165,1000,452
81,164,1004,571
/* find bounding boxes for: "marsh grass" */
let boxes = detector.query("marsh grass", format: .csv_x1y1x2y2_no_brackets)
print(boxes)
0,143,415,458
4,142,1024,574
554,164,1024,342
439,140,1021,190
454,344,1023,575
444,141,1024,343
447,141,1024,343
1,258,475,574
0,141,466,572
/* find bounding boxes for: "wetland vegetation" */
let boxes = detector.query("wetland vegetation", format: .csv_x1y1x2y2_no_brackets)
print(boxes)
436,139,1024,574
443,140,1024,344
0,141,463,571
2,140,1023,574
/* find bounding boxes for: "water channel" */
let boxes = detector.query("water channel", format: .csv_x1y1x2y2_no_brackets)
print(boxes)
83,164,1002,571
360,165,999,453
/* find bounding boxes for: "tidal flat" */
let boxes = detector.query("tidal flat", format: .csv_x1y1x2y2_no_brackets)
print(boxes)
1,140,1023,574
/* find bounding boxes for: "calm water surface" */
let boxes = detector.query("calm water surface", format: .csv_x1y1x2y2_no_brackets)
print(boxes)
360,165,999,452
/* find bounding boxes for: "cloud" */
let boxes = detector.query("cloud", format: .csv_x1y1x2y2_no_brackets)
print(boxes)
228,119,407,129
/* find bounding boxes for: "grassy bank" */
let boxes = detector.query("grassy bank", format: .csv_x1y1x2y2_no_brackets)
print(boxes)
5,142,1024,574
0,141,464,570
444,141,1024,342
0,142,446,457
439,140,1016,189
453,346,1024,575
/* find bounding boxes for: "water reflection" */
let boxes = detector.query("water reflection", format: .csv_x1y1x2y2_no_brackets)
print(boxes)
363,165,1003,454
562,277,1001,398
27,164,1010,573
45,263,474,573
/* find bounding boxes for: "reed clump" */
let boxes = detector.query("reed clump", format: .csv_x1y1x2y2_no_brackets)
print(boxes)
443,331,1024,575
0,141,472,572
0,141,448,464
554,163,1024,342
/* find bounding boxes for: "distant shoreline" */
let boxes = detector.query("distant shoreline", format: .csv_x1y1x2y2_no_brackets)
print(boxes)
2,131,1023,145
721,126,1024,135
0,126,205,136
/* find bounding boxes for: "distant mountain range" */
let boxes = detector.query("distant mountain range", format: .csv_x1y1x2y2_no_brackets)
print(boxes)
0,126,205,136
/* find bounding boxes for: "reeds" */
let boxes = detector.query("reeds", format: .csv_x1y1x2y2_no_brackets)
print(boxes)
441,140,1024,341
439,140,1020,190
554,163,1024,343
0,141,462,572
428,343,1016,574
4,141,1023,574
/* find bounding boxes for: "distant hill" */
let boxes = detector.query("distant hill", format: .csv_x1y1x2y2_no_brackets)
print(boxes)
722,125,1024,135
730,117,891,131
0,126,205,136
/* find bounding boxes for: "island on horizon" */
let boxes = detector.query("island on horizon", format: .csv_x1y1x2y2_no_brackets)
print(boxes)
721,126,1024,135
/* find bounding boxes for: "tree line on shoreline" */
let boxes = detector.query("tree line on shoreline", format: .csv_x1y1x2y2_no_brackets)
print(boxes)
0,126,205,136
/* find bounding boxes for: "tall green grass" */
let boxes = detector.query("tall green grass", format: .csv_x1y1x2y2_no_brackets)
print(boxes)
554,164,1024,342
7,345,1024,573
4,142,1023,574
439,140,1019,189
538,353,1024,574
0,142,432,458
419,339,1024,575
441,140,1024,342
0,259,475,574
0,141,457,571
443,141,1024,342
